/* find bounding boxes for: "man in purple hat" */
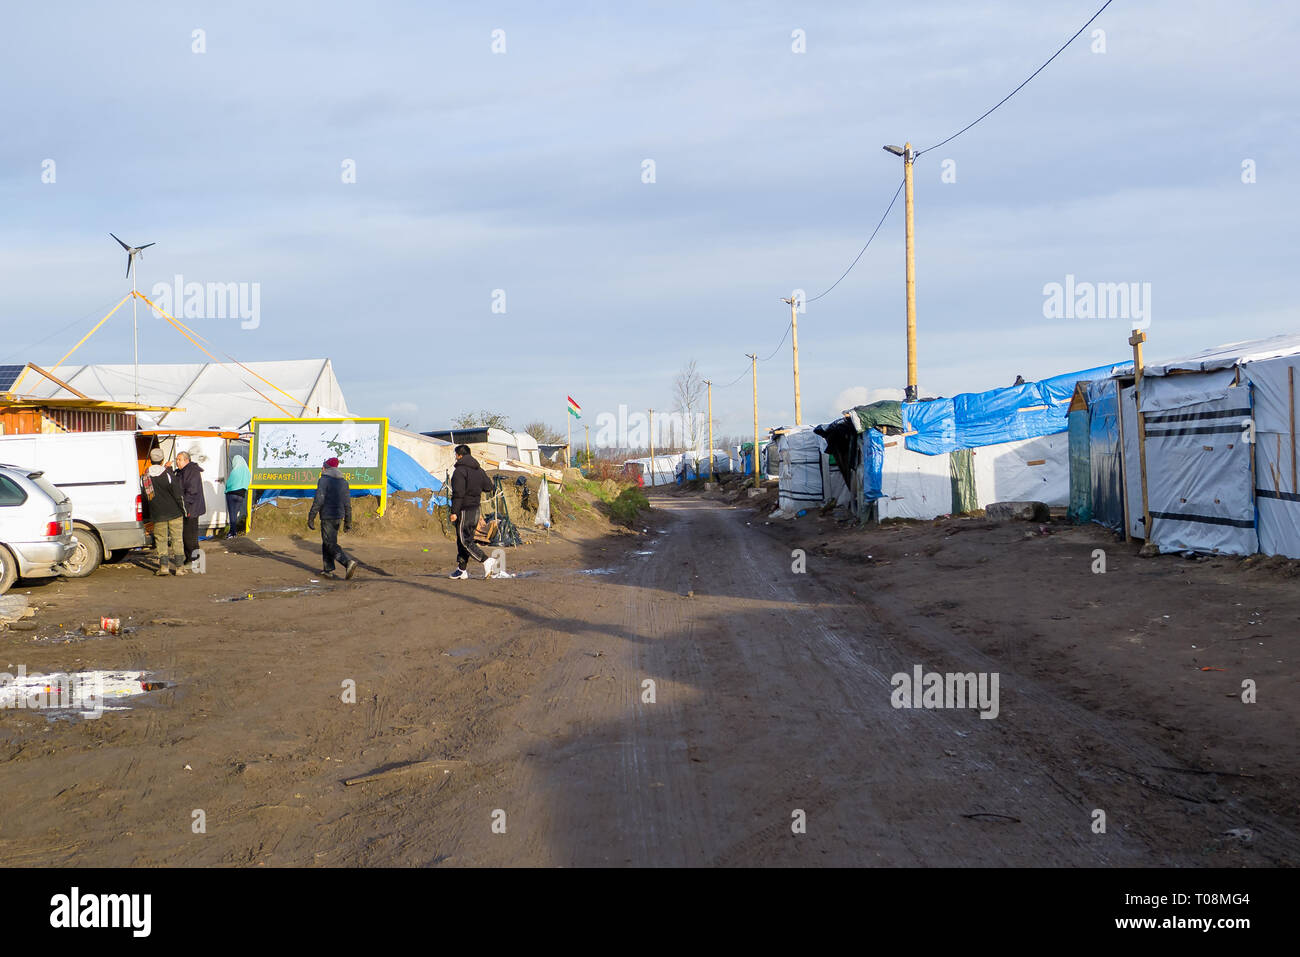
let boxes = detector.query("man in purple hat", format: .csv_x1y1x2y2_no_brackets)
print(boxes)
307,456,357,579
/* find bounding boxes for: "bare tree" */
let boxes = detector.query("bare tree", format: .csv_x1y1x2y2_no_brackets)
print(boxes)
672,359,707,452
453,410,511,430
519,420,566,444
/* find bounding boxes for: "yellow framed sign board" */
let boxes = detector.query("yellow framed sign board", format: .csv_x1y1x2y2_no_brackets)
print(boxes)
248,418,390,527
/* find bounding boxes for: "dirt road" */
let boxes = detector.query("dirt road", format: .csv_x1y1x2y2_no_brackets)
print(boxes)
0,494,1293,866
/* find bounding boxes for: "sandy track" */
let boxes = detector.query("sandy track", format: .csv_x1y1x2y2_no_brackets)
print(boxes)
0,495,1292,865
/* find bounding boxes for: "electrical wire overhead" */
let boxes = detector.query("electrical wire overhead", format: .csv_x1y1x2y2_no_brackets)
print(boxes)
916,0,1117,158
710,0,1118,397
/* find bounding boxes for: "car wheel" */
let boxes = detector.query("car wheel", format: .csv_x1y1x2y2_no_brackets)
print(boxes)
0,545,17,595
62,524,103,578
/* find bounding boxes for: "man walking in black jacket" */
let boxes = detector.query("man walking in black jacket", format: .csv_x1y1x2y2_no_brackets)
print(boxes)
449,444,496,579
307,456,358,579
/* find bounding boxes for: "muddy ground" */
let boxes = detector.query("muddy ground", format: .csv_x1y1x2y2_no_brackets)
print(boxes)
0,487,1294,866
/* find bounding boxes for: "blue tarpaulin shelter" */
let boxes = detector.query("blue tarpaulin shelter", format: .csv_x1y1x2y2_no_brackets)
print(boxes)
902,363,1121,456
859,363,1126,520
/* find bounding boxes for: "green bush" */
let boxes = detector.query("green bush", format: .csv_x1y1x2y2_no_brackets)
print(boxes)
607,487,649,526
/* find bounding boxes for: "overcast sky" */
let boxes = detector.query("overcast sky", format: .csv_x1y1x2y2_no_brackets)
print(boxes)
0,1,1294,441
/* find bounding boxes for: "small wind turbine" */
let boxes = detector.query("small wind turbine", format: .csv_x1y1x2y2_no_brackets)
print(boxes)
110,233,155,404
110,233,154,279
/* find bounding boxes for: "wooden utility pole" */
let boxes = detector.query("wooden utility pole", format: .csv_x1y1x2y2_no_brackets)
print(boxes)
782,296,802,425
1129,330,1151,540
567,413,572,468
584,425,590,471
747,353,759,489
648,409,655,487
885,142,918,400
705,379,714,481
903,142,917,401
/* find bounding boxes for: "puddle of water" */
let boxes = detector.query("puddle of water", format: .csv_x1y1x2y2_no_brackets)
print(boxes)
216,584,324,603
578,568,618,576
633,550,655,556
0,669,167,720
32,628,137,645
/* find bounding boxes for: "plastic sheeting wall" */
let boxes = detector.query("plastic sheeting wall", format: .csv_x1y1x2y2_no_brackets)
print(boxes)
1068,409,1091,524
971,434,1070,508
1240,357,1300,558
876,440,952,520
1121,385,1145,540
1140,380,1256,555
1087,379,1124,532
777,428,826,512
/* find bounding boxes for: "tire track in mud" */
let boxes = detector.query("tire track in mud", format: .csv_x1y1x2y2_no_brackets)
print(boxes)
597,499,1155,865
748,514,1300,865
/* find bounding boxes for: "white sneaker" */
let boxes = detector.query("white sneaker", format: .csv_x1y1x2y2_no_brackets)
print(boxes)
482,556,498,579
448,568,470,580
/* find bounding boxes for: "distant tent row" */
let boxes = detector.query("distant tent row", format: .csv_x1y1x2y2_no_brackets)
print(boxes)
674,450,732,482
771,362,1124,521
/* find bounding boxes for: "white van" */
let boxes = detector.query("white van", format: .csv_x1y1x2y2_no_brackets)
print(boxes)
0,430,250,576
0,430,148,577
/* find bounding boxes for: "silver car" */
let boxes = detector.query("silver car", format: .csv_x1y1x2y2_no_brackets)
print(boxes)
0,463,76,595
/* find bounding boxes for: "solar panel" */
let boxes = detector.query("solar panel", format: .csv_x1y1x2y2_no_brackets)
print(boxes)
0,364,27,392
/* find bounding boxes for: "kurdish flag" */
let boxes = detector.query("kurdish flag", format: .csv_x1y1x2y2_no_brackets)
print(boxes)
567,395,581,419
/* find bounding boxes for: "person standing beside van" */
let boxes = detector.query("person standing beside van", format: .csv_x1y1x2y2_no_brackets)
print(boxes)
225,453,251,538
175,451,205,568
143,449,187,576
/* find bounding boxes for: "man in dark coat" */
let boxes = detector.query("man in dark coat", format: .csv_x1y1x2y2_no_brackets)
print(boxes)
307,456,357,579
143,448,188,576
449,444,497,579
175,451,205,568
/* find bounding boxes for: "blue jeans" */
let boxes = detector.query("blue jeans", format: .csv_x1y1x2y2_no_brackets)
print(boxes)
225,490,247,535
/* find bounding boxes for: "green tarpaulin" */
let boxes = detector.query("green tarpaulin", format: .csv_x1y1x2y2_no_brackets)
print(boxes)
949,448,978,514
851,400,904,432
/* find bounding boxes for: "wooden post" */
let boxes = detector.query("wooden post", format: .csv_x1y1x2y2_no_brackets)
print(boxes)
783,296,802,425
747,353,759,489
1129,330,1151,541
648,409,655,487
904,143,917,401
705,379,714,481
584,425,590,471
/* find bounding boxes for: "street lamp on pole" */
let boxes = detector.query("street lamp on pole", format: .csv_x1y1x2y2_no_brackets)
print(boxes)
884,143,918,402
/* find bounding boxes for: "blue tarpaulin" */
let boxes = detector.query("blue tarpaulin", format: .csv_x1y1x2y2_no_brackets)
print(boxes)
902,363,1122,455
862,429,886,501
256,445,448,510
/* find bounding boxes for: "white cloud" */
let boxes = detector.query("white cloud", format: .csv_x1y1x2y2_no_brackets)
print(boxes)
832,386,909,414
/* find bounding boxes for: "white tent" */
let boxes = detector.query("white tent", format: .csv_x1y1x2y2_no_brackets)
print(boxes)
972,433,1071,508
876,439,952,520
12,359,349,431
624,454,681,487
773,427,829,514
388,427,456,481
